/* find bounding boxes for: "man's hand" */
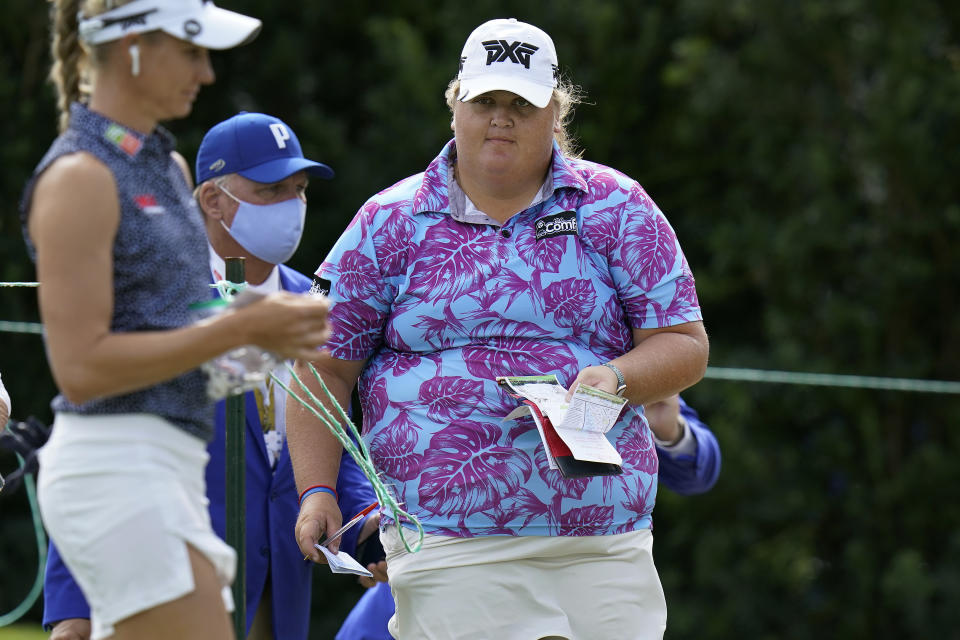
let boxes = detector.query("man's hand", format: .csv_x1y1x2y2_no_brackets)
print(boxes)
356,514,388,587
643,394,683,444
49,618,91,640
296,491,343,561
358,558,389,588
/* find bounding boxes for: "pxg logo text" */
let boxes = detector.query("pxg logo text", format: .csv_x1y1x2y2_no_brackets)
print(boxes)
482,40,540,69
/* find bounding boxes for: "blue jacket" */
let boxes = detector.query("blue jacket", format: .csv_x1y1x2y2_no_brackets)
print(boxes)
655,396,721,496
335,396,721,640
43,265,377,640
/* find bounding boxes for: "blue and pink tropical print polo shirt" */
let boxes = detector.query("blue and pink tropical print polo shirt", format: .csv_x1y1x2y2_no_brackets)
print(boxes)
318,140,701,538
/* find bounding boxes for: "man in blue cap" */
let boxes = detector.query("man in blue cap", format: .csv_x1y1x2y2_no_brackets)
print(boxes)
43,113,381,640
194,111,334,285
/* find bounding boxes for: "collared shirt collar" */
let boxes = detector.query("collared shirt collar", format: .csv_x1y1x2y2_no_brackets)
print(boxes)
450,167,554,226
411,138,589,220
69,102,176,160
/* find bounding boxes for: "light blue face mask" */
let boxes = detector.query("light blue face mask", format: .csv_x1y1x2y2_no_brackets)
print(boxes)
219,184,307,265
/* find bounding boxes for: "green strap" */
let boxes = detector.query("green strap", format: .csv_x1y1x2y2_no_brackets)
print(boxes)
0,453,48,627
273,362,424,553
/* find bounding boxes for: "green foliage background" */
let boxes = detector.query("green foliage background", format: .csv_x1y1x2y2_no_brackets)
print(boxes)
2,0,959,637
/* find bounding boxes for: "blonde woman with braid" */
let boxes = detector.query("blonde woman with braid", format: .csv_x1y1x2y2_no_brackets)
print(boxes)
21,2,331,639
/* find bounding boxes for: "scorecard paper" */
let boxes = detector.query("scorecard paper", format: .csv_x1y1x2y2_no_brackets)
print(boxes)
315,544,374,578
498,375,628,475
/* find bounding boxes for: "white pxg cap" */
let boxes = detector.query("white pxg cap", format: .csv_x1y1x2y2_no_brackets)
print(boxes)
78,0,261,49
457,18,558,109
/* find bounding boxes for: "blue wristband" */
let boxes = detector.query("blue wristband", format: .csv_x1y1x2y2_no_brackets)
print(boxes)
299,484,338,506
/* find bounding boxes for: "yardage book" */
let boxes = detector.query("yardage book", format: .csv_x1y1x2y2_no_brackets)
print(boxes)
497,375,627,478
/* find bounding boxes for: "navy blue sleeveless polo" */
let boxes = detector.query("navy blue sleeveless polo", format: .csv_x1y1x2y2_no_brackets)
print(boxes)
22,103,214,441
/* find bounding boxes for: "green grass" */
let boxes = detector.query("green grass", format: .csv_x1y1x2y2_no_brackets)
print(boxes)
0,624,48,640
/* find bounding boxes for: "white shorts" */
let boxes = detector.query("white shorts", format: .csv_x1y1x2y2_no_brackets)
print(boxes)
38,413,236,640
381,527,667,640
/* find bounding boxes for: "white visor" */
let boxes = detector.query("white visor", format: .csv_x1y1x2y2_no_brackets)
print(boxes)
79,0,261,50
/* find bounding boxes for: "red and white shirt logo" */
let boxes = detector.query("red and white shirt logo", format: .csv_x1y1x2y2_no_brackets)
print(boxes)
134,193,165,215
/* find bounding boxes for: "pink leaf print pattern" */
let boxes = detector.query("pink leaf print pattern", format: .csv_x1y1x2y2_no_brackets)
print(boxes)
479,391,530,423
329,299,383,356
535,450,589,499
469,318,551,341
373,210,416,277
390,290,422,318
620,214,677,292
362,376,388,429
462,335,574,380
585,170,622,204
557,504,615,536
516,231,566,273
336,249,381,300
413,306,466,349
506,487,550,529
407,224,507,303
383,321,412,353
580,205,620,256
419,376,485,422
465,287,503,319
553,190,582,213
616,413,659,475
431,525,476,538
543,279,597,328
371,412,423,482
621,294,650,329
589,296,632,361
419,420,533,517
375,348,421,377
661,262,700,324
489,270,545,312
618,474,657,521
411,316,449,349
412,160,450,213
478,504,522,536
506,419,533,445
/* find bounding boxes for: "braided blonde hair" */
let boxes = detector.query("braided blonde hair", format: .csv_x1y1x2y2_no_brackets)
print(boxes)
49,0,135,132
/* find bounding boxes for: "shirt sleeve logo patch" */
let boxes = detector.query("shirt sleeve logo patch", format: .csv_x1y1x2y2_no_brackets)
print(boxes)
310,275,331,296
535,211,578,240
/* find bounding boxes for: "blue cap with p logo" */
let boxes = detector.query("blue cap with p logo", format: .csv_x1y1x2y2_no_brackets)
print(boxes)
195,112,334,185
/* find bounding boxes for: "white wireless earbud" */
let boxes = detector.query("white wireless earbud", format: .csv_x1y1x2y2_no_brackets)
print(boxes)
128,44,140,77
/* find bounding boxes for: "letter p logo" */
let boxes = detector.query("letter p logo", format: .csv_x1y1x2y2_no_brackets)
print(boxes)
269,123,290,149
